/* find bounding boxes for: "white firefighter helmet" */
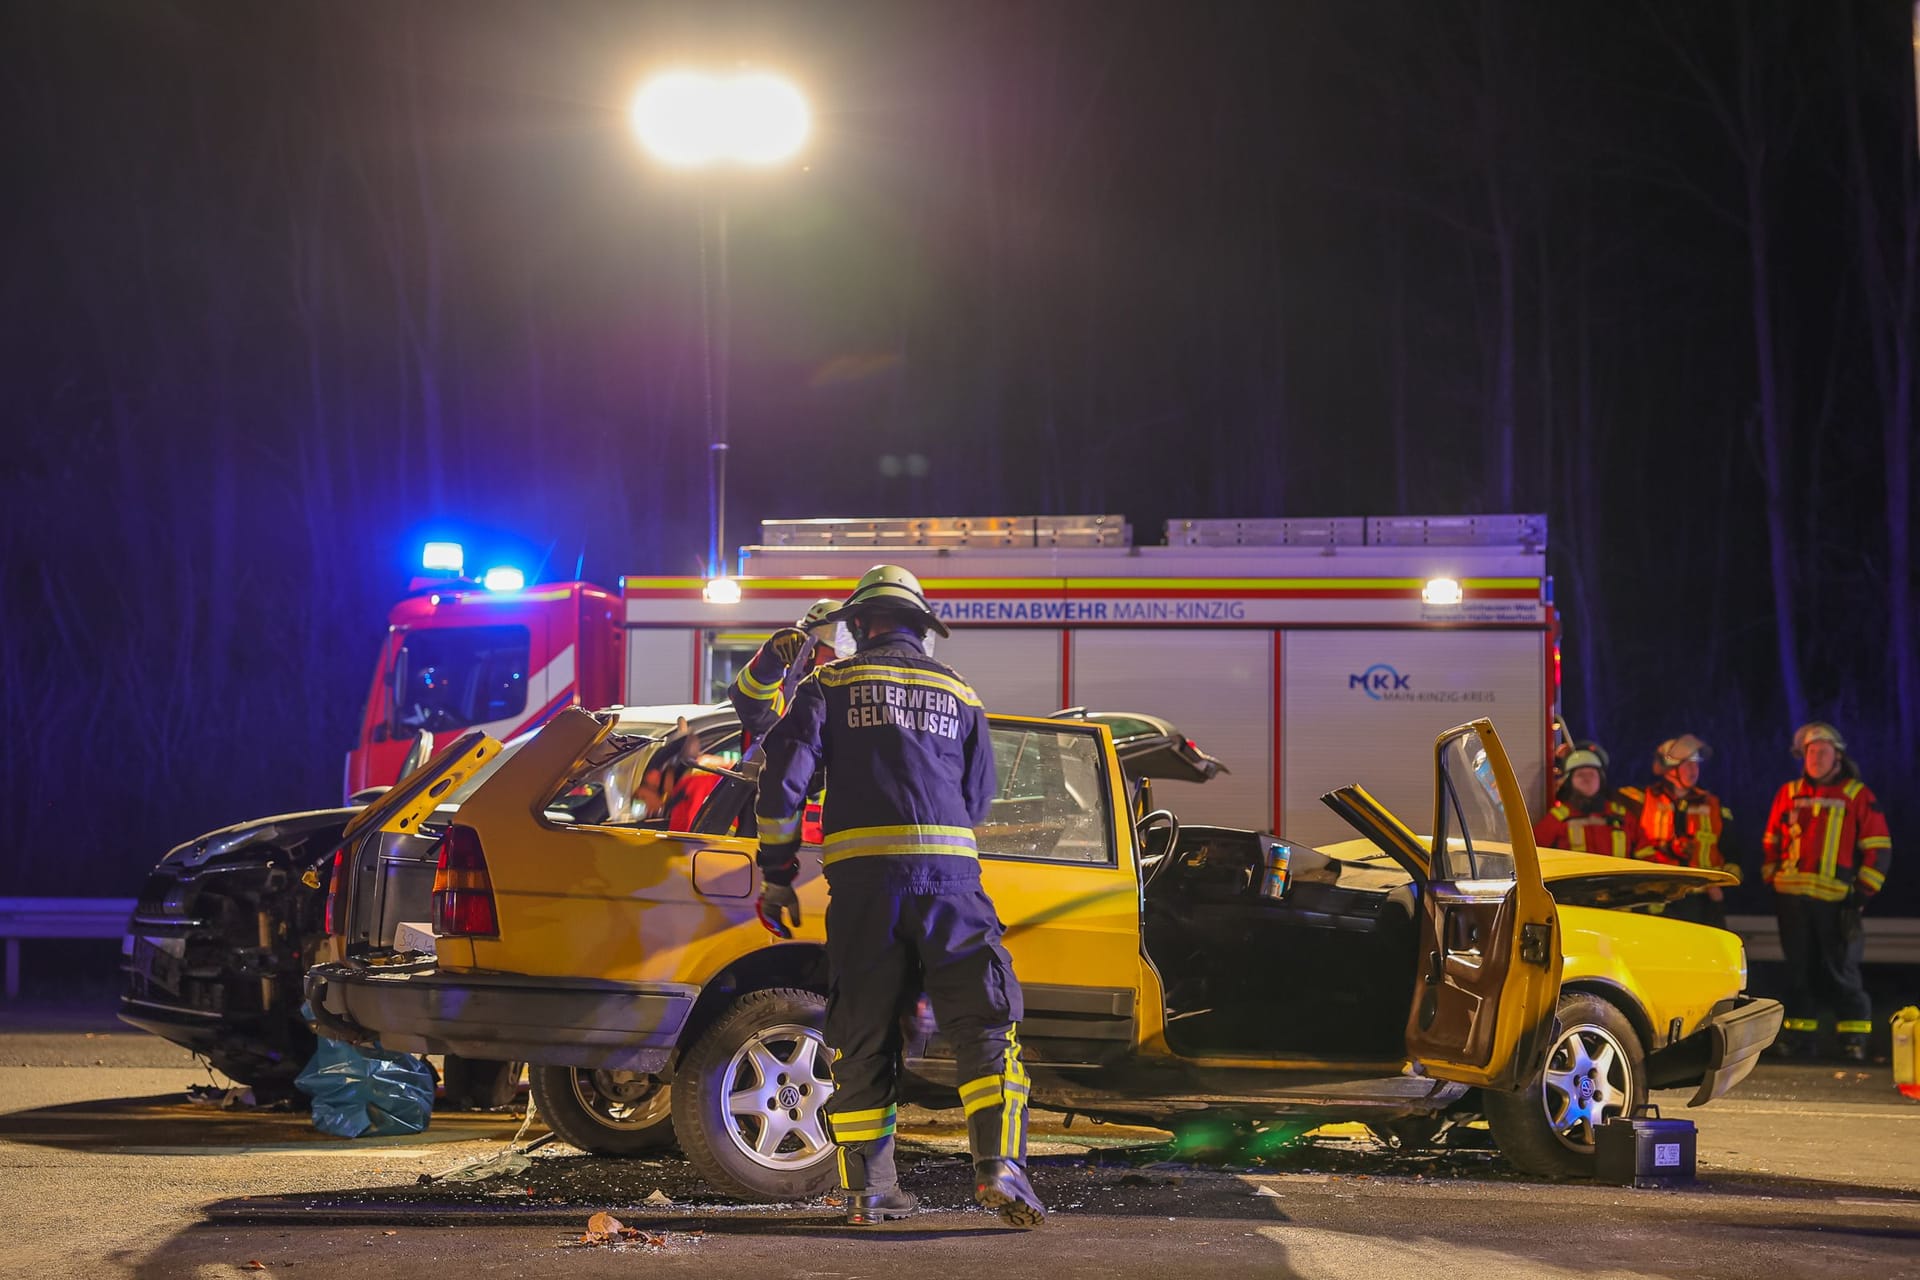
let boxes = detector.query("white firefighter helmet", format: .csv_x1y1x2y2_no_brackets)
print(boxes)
797,598,840,635
1791,721,1846,758
1653,734,1711,773
826,564,950,637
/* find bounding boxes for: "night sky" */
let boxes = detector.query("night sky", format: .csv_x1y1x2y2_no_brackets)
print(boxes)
1,1,1914,910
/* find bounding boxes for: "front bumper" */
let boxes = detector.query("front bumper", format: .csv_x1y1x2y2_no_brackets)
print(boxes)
1644,994,1785,1106
305,956,698,1073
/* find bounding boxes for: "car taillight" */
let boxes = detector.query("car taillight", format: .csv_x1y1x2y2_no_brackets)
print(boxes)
432,824,498,938
323,847,348,936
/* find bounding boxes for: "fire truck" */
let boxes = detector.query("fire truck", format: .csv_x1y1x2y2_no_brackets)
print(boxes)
346,513,1558,846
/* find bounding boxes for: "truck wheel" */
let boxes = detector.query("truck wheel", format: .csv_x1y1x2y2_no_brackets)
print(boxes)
1484,990,1645,1178
529,1066,675,1155
670,987,838,1201
441,1055,524,1111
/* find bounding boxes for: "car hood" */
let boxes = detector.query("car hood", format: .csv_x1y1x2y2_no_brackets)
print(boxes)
1313,835,1734,907
162,806,364,870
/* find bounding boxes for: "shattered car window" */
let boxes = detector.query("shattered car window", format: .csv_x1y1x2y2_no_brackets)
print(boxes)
977,727,1114,865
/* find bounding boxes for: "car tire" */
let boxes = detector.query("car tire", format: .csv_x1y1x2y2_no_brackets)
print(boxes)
1484,990,1646,1178
441,1055,524,1111
670,987,839,1201
529,1065,675,1155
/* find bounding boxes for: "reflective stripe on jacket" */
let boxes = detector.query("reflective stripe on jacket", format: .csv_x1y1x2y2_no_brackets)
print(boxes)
756,630,996,889
1629,782,1737,882
1762,776,1891,901
1532,796,1640,858
727,634,811,744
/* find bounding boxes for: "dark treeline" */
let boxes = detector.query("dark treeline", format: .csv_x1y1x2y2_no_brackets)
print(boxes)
1,2,1914,910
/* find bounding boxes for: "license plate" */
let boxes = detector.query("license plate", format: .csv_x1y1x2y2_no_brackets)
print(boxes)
133,936,185,996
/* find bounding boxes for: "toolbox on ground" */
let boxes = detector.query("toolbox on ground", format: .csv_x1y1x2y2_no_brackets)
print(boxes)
1595,1106,1696,1187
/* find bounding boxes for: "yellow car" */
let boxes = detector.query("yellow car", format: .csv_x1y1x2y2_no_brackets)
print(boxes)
308,711,1779,1195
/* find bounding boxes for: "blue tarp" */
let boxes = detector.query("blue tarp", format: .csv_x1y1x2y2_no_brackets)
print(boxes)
295,1035,435,1139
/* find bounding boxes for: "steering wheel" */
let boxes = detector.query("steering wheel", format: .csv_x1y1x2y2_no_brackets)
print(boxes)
1136,808,1182,892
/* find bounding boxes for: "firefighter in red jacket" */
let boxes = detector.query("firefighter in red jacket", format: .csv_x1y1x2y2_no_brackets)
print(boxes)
1625,735,1736,928
1533,746,1641,858
1762,722,1892,1061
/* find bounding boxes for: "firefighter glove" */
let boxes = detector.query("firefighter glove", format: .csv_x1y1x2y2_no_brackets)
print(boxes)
768,627,808,669
757,883,802,940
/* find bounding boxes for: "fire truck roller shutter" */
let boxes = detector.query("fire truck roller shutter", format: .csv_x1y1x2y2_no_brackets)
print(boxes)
1068,630,1273,832
1281,630,1547,846
929,628,1063,716
625,628,700,706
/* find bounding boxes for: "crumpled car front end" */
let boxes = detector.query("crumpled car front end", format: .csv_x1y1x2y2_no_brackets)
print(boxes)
118,808,355,1091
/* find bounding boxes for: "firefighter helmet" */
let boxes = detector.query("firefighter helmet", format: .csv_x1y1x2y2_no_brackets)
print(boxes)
827,564,950,637
1653,734,1711,773
1561,748,1607,778
1792,721,1846,758
797,598,840,635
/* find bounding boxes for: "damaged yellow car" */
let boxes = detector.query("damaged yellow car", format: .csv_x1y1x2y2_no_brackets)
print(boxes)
307,711,1780,1196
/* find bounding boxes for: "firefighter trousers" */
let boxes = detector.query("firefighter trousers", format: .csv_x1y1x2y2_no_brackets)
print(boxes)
1775,894,1871,1037
821,882,1029,1191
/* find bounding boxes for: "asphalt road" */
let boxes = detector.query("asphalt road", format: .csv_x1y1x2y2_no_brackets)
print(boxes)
3,1013,1918,1279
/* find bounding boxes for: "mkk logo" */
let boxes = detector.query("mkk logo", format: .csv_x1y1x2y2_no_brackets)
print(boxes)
1349,664,1411,700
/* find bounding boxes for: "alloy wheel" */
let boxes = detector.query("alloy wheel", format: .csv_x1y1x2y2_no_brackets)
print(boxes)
1541,1021,1633,1151
721,1021,836,1171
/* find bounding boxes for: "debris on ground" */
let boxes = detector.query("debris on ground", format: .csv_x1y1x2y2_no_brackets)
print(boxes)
568,1212,705,1252
186,1083,258,1109
644,1188,673,1206
421,1096,554,1183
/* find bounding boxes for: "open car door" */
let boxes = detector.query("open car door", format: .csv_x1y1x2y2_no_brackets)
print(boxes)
1323,719,1562,1091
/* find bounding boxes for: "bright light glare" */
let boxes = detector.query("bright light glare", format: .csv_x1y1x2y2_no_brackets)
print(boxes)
422,541,465,574
1422,577,1464,606
483,566,526,592
630,70,810,168
703,575,743,605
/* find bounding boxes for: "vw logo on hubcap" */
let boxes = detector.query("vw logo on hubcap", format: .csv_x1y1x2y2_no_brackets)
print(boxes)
777,1084,801,1110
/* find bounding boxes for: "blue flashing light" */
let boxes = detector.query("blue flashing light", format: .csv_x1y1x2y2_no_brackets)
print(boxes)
482,566,526,592
422,541,465,574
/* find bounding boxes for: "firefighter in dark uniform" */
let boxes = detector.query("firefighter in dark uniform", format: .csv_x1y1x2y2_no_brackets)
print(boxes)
754,565,1045,1228
1624,735,1736,928
1763,722,1892,1061
728,599,841,746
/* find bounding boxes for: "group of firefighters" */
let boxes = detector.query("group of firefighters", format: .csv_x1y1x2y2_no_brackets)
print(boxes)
1536,726,1892,1062
645,567,1899,1222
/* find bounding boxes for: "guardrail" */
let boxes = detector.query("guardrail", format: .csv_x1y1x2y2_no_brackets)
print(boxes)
1725,912,1920,966
0,897,136,999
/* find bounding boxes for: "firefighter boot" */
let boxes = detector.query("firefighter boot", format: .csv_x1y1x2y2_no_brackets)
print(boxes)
1839,1033,1870,1065
839,1136,917,1226
974,1158,1046,1227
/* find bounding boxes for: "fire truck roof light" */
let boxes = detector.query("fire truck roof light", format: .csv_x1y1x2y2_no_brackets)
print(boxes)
703,575,743,605
1422,577,1464,606
422,542,464,574
482,566,525,592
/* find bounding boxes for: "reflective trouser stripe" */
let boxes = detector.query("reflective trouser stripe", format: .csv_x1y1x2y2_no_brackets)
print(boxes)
1836,1020,1873,1035
1783,1017,1820,1032
830,1104,897,1143
1001,1026,1030,1160
958,1076,1003,1117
